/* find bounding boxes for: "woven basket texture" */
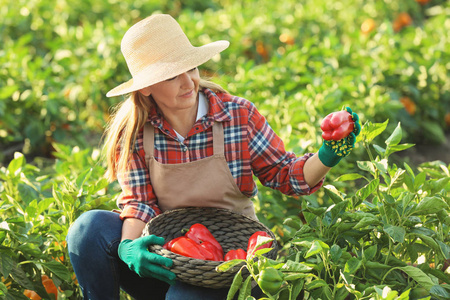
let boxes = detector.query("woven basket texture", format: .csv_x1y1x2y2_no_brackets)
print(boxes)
142,207,278,289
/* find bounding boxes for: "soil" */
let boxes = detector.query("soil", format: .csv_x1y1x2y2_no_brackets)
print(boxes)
397,132,450,166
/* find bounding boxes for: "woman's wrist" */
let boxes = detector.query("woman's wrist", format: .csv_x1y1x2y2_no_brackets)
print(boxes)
121,218,147,241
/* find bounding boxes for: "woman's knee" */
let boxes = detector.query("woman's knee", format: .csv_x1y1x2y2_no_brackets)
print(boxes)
66,210,122,253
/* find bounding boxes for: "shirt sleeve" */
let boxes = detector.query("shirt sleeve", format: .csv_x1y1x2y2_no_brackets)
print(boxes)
116,135,161,223
246,102,323,195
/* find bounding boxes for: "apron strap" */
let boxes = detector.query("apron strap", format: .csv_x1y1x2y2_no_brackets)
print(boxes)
212,122,224,155
143,123,154,164
143,121,225,167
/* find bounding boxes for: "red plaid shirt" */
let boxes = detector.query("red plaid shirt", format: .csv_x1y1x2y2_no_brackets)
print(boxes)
117,88,323,222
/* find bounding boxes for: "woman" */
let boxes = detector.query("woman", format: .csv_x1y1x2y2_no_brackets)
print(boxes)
66,14,360,300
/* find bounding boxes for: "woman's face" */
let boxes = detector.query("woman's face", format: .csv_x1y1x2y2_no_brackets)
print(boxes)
140,67,200,113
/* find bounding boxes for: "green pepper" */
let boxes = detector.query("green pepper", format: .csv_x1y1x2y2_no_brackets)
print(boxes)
257,267,283,295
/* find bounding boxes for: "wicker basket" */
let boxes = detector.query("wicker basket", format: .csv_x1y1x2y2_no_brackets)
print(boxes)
142,207,278,289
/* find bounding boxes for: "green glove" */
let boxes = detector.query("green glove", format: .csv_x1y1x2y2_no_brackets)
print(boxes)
118,235,176,285
318,107,361,167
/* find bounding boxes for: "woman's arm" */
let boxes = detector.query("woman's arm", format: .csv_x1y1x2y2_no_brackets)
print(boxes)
121,218,147,241
303,153,331,187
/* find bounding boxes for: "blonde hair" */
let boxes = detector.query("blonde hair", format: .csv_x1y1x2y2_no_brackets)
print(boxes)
103,79,227,181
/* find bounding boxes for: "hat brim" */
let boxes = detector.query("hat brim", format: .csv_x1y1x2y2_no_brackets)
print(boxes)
106,40,229,97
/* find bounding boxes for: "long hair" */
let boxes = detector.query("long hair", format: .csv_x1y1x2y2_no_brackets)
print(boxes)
103,78,227,181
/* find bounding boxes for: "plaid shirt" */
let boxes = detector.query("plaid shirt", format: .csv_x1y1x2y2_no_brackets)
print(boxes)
117,88,323,222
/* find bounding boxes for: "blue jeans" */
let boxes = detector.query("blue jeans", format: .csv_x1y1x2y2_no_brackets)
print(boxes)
67,210,259,300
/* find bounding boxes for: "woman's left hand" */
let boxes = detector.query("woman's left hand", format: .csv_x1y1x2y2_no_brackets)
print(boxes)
318,107,361,167
118,235,176,285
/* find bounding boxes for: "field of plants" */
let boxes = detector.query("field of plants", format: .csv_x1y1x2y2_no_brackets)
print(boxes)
0,0,449,299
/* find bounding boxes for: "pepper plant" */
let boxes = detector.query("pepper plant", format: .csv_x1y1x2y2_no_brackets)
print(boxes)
221,121,450,299
0,145,120,299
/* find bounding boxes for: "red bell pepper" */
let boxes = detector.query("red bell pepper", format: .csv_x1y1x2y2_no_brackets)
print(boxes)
184,223,223,257
199,241,224,261
247,231,273,258
163,236,183,250
224,248,247,261
169,236,207,260
320,110,355,141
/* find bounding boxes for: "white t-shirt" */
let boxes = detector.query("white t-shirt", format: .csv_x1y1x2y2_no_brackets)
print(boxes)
174,92,208,142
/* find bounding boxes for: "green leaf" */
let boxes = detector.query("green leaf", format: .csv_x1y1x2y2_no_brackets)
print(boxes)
389,169,406,190
353,216,379,229
373,144,386,157
41,261,71,282
383,224,405,243
7,153,25,177
306,279,328,290
398,266,434,290
323,185,344,204
291,279,305,299
25,200,38,219
424,177,450,195
281,260,313,273
76,168,92,188
430,285,450,299
414,172,427,191
344,257,362,274
356,179,379,202
0,253,14,278
305,240,329,258
254,247,273,257
216,260,245,273
305,206,327,216
252,236,274,254
283,217,301,230
385,122,402,147
357,161,376,174
414,197,449,215
361,120,388,144
403,162,415,179
330,244,343,262
284,273,311,281
238,275,252,300
10,265,34,290
0,282,7,296
385,143,415,156
335,173,366,182
37,198,57,215
374,159,388,174
397,289,411,300
364,245,377,261
226,268,243,300
436,240,450,259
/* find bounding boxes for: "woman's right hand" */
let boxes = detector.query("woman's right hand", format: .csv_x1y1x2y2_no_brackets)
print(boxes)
118,235,176,285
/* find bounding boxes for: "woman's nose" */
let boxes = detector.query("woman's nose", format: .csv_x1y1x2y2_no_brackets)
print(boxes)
179,72,195,88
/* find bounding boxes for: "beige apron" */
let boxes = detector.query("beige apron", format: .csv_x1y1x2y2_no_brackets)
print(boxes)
143,122,257,220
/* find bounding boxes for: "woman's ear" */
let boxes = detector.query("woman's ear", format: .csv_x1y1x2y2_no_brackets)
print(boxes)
139,86,152,96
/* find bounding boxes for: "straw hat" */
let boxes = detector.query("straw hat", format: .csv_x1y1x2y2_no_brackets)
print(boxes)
106,14,230,97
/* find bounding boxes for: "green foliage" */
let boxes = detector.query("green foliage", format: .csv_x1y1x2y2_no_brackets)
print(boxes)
0,146,120,299
225,121,450,300
1,0,449,299
0,0,449,163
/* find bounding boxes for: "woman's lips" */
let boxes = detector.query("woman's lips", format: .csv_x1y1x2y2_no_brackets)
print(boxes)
180,89,194,98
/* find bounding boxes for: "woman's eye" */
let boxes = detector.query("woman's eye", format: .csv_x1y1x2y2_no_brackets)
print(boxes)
166,68,196,81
